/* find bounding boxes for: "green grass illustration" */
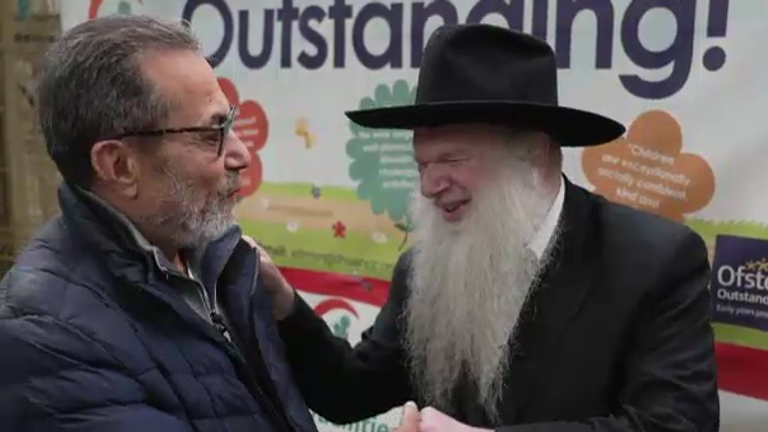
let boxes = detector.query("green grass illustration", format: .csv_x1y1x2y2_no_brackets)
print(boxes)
686,218,768,243
712,323,768,351
258,181,360,202
238,219,401,280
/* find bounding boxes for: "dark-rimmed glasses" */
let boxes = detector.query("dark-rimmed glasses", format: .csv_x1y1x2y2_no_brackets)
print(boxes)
108,105,238,157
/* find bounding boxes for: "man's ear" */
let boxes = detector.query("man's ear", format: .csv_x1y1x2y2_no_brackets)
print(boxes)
90,139,140,198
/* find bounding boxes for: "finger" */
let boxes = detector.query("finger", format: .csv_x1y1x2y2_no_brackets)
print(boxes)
420,407,436,418
419,407,441,431
401,401,419,426
396,401,420,432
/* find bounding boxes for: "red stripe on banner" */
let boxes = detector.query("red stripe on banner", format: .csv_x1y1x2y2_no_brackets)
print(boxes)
314,298,359,318
279,267,768,402
716,342,768,401
279,266,390,307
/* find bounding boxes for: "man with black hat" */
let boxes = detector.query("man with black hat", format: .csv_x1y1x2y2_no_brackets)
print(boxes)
252,24,719,432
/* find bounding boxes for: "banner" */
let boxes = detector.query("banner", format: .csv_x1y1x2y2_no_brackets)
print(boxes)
61,1,767,431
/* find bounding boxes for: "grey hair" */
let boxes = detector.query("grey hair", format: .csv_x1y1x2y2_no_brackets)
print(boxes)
34,14,201,187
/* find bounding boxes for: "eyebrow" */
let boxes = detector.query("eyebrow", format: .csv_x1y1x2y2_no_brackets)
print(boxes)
436,148,468,158
200,106,230,127
415,149,466,164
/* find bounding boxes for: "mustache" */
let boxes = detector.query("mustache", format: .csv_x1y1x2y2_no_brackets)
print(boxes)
221,171,240,195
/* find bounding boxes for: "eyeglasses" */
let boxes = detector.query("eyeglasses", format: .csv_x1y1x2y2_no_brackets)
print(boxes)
108,105,238,157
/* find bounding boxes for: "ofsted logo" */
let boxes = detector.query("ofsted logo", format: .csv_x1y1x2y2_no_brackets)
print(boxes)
716,264,768,290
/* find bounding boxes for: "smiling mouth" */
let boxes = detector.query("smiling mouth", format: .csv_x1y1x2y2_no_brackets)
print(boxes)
445,203,462,213
441,199,470,215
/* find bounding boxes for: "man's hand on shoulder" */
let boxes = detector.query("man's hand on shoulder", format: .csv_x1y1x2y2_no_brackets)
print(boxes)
242,235,296,320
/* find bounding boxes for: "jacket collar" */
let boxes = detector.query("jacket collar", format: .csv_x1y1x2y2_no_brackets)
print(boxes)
501,175,602,422
57,182,242,287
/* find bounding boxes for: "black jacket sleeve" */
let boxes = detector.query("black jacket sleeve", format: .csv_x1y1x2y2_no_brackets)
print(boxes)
277,252,415,424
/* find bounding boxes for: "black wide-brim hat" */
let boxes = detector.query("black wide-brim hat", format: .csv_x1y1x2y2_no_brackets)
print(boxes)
345,24,625,147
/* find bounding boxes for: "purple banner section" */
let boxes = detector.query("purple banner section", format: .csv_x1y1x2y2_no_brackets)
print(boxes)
711,234,768,331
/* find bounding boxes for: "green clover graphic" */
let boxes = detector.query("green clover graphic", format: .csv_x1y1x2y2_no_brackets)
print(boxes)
347,80,418,249
117,1,133,14
332,316,351,340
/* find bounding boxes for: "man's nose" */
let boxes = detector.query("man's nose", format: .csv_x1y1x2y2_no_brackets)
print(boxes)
223,131,251,170
419,166,449,198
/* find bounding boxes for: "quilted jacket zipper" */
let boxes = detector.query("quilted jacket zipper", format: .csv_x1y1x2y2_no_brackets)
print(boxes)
164,267,294,432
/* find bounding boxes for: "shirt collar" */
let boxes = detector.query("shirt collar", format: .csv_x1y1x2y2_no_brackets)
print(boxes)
529,175,565,259
76,187,201,276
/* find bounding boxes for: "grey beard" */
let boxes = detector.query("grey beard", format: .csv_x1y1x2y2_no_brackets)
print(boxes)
403,165,560,423
145,165,237,250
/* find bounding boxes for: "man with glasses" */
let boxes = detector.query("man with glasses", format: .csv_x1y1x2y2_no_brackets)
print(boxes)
0,14,325,431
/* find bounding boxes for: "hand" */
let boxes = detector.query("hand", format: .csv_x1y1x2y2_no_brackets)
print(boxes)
242,235,296,320
419,407,490,432
392,401,420,432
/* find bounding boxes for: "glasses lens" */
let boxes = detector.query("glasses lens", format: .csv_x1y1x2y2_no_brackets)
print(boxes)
216,129,223,156
218,106,238,155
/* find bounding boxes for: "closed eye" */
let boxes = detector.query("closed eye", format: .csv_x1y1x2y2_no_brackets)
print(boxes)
439,157,469,165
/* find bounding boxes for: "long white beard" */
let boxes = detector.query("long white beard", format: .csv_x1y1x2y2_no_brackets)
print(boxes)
404,152,560,422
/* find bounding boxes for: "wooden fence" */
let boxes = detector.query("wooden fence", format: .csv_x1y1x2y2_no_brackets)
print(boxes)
0,0,61,276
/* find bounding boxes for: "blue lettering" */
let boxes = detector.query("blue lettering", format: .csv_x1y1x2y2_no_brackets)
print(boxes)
466,0,524,30
531,0,549,41
352,3,404,69
703,0,728,71
184,0,729,101
411,0,458,67
329,0,353,68
238,9,274,69
298,6,327,69
555,0,614,69
181,0,232,67
619,0,696,99
277,0,300,68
